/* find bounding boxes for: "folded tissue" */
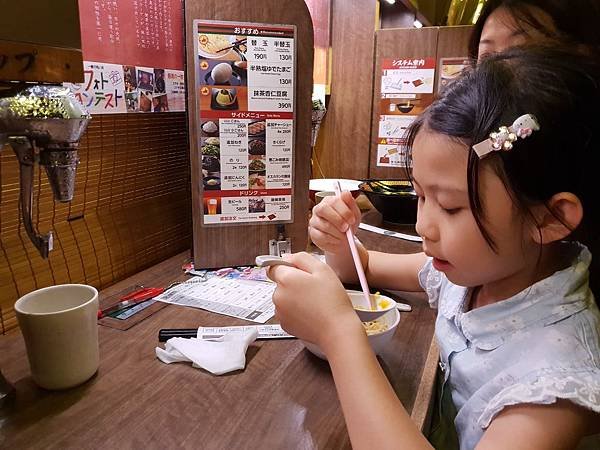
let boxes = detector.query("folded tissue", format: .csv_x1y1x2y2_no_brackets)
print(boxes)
155,328,258,375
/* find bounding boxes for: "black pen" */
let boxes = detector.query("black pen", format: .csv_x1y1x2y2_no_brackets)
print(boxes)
158,328,197,342
158,325,294,342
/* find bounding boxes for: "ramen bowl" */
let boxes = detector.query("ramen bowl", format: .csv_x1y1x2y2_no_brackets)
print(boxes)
359,180,418,224
301,292,400,360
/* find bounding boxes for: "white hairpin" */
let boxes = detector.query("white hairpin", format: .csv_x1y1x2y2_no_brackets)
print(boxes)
472,114,540,158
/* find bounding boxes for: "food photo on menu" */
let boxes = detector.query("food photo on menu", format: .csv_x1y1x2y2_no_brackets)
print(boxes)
248,120,266,136
200,120,219,136
248,197,265,213
203,174,221,191
249,173,266,189
201,60,247,86
203,197,221,215
248,157,266,173
248,138,266,155
201,137,220,158
198,33,247,61
211,87,238,110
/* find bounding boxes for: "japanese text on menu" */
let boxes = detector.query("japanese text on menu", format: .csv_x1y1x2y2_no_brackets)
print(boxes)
196,21,295,226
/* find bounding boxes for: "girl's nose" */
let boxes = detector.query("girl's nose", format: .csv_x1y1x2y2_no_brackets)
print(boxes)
415,201,438,243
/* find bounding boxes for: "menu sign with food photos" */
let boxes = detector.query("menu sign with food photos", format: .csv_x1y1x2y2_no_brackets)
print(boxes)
376,57,436,168
195,20,296,225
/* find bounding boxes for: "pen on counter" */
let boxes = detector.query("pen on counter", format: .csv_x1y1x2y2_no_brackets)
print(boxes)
97,299,139,319
159,328,197,342
98,287,165,319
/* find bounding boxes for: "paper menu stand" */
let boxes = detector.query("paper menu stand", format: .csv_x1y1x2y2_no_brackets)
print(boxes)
185,10,314,269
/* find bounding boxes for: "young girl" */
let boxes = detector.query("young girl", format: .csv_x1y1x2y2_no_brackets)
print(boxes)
268,45,600,449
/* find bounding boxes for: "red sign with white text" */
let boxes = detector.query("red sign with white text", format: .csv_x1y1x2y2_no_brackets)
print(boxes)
78,0,184,69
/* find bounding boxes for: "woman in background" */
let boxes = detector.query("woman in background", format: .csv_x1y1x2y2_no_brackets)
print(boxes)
468,0,600,300
469,0,600,60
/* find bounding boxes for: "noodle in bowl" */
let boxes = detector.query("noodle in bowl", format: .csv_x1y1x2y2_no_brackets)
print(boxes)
301,292,401,360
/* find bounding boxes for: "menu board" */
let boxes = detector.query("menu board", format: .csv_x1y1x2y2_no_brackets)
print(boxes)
195,21,296,225
376,57,435,168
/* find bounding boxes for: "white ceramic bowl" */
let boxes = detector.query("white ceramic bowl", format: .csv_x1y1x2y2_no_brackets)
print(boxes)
309,178,361,201
302,294,401,360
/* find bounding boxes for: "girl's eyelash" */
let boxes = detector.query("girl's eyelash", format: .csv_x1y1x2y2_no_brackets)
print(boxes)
442,207,461,215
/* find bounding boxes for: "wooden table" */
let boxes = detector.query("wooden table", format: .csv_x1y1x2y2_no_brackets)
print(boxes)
0,211,437,449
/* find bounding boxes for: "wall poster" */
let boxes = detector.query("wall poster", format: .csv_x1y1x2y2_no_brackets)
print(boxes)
194,20,296,226
66,0,186,114
376,57,435,168
438,57,470,94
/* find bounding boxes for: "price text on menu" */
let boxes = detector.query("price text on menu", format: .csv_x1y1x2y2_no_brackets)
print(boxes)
195,20,296,225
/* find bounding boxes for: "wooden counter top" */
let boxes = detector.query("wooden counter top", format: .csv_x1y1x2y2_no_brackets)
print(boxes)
0,213,437,449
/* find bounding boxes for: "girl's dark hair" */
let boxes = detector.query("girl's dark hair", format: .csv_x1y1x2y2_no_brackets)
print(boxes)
405,45,600,298
468,0,600,59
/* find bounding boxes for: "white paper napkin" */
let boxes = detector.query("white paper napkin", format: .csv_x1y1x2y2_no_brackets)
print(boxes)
155,328,258,375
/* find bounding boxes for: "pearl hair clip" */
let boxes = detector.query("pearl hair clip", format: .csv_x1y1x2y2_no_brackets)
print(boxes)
472,114,540,158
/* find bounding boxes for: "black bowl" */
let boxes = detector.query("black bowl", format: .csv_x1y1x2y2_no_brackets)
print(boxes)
202,155,220,172
397,103,414,113
359,180,417,224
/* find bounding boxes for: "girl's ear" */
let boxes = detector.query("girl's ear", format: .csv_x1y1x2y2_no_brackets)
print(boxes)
530,192,583,244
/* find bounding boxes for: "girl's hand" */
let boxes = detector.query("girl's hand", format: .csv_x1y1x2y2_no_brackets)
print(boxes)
309,191,362,254
267,252,362,350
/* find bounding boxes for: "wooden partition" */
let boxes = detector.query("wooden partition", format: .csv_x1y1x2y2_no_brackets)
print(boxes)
369,25,472,179
186,0,314,268
311,0,378,180
0,113,190,333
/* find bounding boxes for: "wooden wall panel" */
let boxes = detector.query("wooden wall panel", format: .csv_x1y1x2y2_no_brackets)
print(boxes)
186,0,314,268
0,113,190,334
368,26,472,179
436,25,472,62
311,0,378,180
369,27,438,180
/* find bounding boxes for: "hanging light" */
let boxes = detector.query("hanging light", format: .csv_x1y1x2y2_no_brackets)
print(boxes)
384,0,396,4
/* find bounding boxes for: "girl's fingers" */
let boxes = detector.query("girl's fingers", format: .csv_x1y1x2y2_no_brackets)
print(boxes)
313,197,354,233
309,226,344,251
309,215,345,241
284,251,324,273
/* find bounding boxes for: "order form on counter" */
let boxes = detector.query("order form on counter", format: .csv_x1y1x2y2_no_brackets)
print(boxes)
155,277,276,323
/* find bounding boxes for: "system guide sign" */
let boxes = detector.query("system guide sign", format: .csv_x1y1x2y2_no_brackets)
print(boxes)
195,20,296,225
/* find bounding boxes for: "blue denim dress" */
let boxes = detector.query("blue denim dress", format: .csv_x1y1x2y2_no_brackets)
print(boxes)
419,242,600,449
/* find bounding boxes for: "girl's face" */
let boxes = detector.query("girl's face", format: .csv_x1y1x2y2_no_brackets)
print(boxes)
412,130,540,294
478,6,555,59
